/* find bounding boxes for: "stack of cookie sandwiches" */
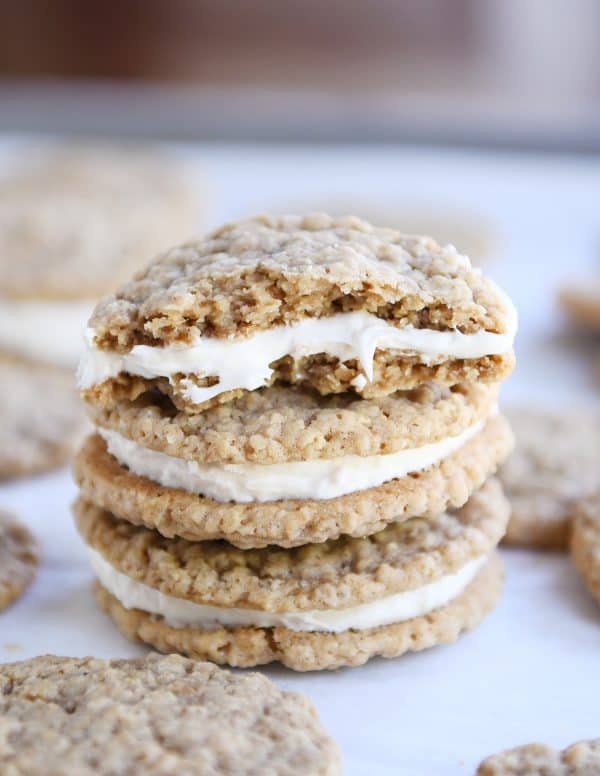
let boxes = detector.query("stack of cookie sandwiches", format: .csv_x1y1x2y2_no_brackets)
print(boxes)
0,144,199,478
73,213,517,670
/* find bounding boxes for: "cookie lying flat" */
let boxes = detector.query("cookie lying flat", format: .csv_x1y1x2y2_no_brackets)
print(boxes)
0,653,339,775
498,406,600,550
74,412,512,549
0,510,37,610
560,281,600,331
0,356,87,478
571,493,600,607
79,213,516,412
0,144,199,369
477,738,600,775
75,479,508,670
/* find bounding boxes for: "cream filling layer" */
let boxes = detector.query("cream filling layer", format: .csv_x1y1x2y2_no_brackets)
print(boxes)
78,298,517,404
99,413,488,503
88,548,487,633
0,298,93,368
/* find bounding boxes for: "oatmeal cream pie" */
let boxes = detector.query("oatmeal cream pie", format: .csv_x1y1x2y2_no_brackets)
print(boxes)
0,653,339,775
74,478,508,671
74,382,513,547
0,143,199,369
78,213,517,412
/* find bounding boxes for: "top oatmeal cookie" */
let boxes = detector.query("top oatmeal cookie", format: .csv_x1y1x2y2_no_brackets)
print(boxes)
81,214,516,408
90,213,513,348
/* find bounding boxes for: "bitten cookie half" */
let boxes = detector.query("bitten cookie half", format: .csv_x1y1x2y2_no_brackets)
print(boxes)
0,510,38,610
0,653,340,775
0,356,87,479
75,479,508,670
571,493,600,607
477,738,600,775
499,405,600,550
79,213,516,412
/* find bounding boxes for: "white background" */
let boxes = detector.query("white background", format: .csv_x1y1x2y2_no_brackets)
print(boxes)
2,143,599,775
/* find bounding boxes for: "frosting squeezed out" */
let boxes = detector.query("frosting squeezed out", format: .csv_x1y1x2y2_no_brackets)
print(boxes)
79,302,517,404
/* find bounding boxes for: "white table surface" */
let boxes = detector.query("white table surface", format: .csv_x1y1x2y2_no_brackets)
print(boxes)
2,142,599,775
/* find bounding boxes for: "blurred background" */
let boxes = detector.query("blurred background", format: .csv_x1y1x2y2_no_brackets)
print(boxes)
1,7,600,773
1,0,600,149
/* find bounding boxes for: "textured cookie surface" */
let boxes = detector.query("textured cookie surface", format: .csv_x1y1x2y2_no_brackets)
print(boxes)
0,653,339,774
0,356,87,478
89,212,513,349
0,510,38,610
75,478,508,610
560,282,600,330
85,351,514,412
499,405,600,549
96,553,503,671
279,201,495,263
477,737,600,775
0,144,198,300
83,212,515,407
74,414,512,548
88,381,498,465
571,493,600,607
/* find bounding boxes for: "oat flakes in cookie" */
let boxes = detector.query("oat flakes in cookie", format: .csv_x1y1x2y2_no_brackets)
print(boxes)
0,510,37,610
75,478,508,671
571,493,600,607
75,382,512,547
0,653,339,775
280,200,496,264
0,356,87,478
0,143,199,369
499,405,600,550
79,213,517,412
477,738,600,775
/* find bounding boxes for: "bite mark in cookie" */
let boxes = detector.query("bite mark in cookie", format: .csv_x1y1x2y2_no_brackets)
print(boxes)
80,214,516,409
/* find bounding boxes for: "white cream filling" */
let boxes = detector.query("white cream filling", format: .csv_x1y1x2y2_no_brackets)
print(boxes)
88,548,487,633
0,298,93,368
99,414,489,503
78,295,517,404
